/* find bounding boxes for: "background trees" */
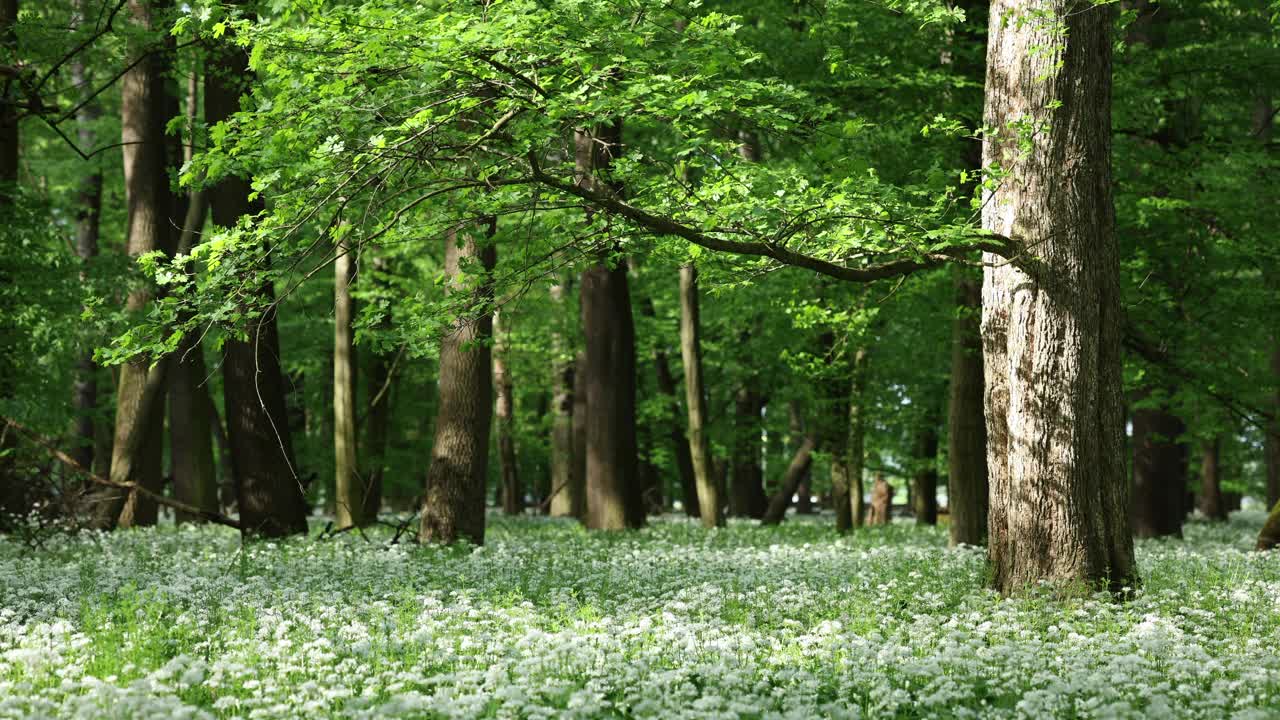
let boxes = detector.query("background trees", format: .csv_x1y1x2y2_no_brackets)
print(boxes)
1,0,1277,591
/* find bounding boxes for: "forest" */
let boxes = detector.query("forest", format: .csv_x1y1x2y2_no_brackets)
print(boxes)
1,0,1279,717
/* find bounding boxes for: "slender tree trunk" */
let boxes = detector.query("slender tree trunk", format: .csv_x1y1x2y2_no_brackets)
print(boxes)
419,225,497,544
570,351,588,516
107,0,178,530
948,268,989,545
333,234,361,527
548,276,583,518
1198,436,1226,521
646,298,700,518
1259,98,1280,511
729,388,767,518
1130,400,1188,538
69,2,104,472
577,123,644,530
868,473,894,526
847,348,868,529
761,436,815,526
206,18,309,538
678,265,722,527
169,191,218,523
359,262,392,522
981,0,1136,594
911,403,941,525
494,310,522,515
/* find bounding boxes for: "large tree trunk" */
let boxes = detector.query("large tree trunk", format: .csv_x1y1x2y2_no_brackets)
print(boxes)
207,21,309,538
547,277,583,518
981,0,1136,594
333,235,362,527
760,436,815,526
1198,436,1226,521
678,264,722,527
911,402,941,525
577,124,644,530
948,268,989,545
1130,400,1189,538
107,0,179,530
494,310,522,515
728,388,767,518
419,225,497,544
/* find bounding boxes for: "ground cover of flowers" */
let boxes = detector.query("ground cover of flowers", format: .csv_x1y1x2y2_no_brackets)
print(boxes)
2,514,1279,719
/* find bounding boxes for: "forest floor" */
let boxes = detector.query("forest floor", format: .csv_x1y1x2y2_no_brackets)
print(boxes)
1,513,1278,719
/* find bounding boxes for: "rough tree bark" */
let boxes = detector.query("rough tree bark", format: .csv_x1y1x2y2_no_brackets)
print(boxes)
547,276,583,518
577,123,644,530
419,224,497,544
981,0,1137,594
494,309,522,515
679,264,722,527
106,0,178,530
948,268,989,545
333,234,361,527
1130,400,1189,538
1197,436,1226,521
206,14,309,538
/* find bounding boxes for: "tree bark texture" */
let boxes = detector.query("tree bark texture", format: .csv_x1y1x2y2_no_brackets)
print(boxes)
1130,401,1188,538
981,0,1136,594
577,123,644,531
948,268,989,545
494,310,522,515
333,236,362,527
207,22,309,538
419,226,497,544
107,0,179,530
678,264,722,527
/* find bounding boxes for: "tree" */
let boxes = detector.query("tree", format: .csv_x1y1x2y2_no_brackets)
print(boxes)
1130,396,1189,538
577,124,644,531
333,232,361,527
206,10,308,538
679,264,722,527
494,309,522,515
947,269,988,545
101,0,177,530
547,277,584,519
910,400,940,526
981,0,1136,593
1198,436,1226,522
419,224,497,545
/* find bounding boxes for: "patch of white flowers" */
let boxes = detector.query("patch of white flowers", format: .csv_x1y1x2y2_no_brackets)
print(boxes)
2,513,1279,719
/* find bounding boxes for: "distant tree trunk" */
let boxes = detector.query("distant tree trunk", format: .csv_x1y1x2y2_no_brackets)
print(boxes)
847,348,869,529
868,473,894,526
948,268,988,545
678,264,722,527
1268,340,1280,509
981,0,1136,594
207,17,309,538
761,436,815,525
647,298,700,518
494,310,522,515
728,388,767,518
548,276,583,519
169,191,219,523
70,2,104,472
577,123,644,530
825,342,863,533
1130,400,1188,538
359,267,392,522
570,351,588,515
1198,436,1226,521
789,402,814,514
0,0,16,516
107,0,179,530
419,225,497,544
911,401,941,525
333,234,361,527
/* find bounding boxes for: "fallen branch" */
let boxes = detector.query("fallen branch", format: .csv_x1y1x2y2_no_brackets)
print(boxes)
2,416,243,531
